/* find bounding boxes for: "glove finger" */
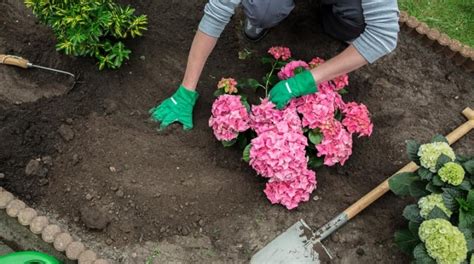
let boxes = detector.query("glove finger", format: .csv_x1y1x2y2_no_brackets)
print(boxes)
150,104,172,122
181,118,194,130
159,116,179,130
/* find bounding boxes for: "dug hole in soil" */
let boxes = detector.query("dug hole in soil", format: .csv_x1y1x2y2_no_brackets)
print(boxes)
1,0,473,263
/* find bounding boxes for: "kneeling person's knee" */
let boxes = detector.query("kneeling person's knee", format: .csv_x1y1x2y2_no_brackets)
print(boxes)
242,0,295,28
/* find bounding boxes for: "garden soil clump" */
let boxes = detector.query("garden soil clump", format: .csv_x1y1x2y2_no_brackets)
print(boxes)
0,0,473,263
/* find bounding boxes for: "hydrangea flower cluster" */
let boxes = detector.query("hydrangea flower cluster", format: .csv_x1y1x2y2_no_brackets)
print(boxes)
217,78,238,94
342,102,373,137
268,46,291,61
417,193,452,218
419,219,467,264
264,169,316,210
277,60,309,80
417,142,456,172
209,95,250,141
248,100,315,209
438,162,465,186
209,47,374,209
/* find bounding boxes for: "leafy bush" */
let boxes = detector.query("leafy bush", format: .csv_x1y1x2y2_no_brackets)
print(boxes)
389,135,474,263
25,0,148,70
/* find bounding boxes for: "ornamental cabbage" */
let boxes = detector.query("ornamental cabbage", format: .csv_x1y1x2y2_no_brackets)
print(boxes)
438,162,465,186
419,219,467,264
417,142,455,172
418,194,452,218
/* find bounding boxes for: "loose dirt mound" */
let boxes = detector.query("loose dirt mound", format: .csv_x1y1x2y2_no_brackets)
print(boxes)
1,0,472,263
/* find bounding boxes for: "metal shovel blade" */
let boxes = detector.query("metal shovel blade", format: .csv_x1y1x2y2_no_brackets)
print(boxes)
250,220,332,264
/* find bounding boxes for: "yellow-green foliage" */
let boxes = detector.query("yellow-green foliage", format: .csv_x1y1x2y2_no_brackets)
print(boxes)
25,0,148,70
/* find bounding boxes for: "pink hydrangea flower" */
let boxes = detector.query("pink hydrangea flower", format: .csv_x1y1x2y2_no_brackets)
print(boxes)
342,102,373,137
209,95,250,141
332,74,349,90
249,99,302,135
308,57,325,69
249,131,308,182
268,46,292,61
277,60,310,80
264,169,317,210
316,122,353,166
217,78,238,94
296,87,343,129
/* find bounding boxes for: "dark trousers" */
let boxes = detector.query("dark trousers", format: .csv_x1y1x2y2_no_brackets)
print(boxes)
242,0,366,41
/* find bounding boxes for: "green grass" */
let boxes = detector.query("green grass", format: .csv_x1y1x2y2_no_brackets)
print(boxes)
399,0,474,47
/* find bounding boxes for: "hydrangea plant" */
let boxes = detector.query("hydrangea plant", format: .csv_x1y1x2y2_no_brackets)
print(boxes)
389,135,474,263
208,47,373,209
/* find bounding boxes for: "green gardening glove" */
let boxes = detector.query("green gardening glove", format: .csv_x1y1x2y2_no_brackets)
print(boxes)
269,70,317,109
149,85,199,130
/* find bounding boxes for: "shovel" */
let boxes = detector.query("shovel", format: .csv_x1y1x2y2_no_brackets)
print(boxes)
251,107,474,264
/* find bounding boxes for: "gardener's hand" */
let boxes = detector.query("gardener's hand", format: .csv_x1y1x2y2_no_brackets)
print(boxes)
269,71,317,109
149,85,199,130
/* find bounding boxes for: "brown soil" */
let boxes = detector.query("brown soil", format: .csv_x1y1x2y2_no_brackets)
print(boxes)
1,0,473,263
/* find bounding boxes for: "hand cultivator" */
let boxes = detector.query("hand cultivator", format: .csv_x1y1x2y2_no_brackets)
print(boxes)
0,54,80,91
251,107,474,264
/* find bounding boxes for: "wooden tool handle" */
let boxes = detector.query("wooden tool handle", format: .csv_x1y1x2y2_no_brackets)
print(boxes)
345,107,474,219
0,54,29,69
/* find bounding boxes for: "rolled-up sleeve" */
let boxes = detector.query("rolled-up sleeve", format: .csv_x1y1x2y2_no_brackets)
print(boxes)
352,0,400,63
198,0,242,38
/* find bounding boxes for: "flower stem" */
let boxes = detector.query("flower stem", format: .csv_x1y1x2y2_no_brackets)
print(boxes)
264,62,278,97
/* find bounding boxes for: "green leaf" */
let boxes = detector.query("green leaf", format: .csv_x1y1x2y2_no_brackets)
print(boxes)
338,88,349,95
426,206,449,220
418,167,433,181
334,109,343,121
242,144,251,163
413,244,436,264
237,79,262,92
459,227,474,251
403,204,423,223
432,175,444,186
459,209,474,230
425,182,442,194
436,154,452,171
389,172,419,196
238,49,252,60
442,187,463,211
406,140,421,165
308,156,324,169
431,134,449,143
408,221,420,236
293,67,305,75
410,180,430,198
459,180,472,191
261,57,274,65
394,229,420,255
213,89,225,97
463,160,474,175
308,130,323,145
240,97,251,112
222,139,236,147
467,190,474,206
237,133,248,149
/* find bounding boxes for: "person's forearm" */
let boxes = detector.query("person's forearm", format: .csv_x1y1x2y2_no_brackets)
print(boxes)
311,44,367,84
182,30,218,91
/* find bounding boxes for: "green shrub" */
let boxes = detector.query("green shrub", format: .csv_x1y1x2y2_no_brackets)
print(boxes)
25,0,148,70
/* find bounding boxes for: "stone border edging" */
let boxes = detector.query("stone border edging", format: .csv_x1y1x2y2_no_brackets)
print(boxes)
399,11,473,72
0,187,111,264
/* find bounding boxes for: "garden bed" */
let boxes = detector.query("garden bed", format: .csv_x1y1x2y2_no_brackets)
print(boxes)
0,0,473,262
